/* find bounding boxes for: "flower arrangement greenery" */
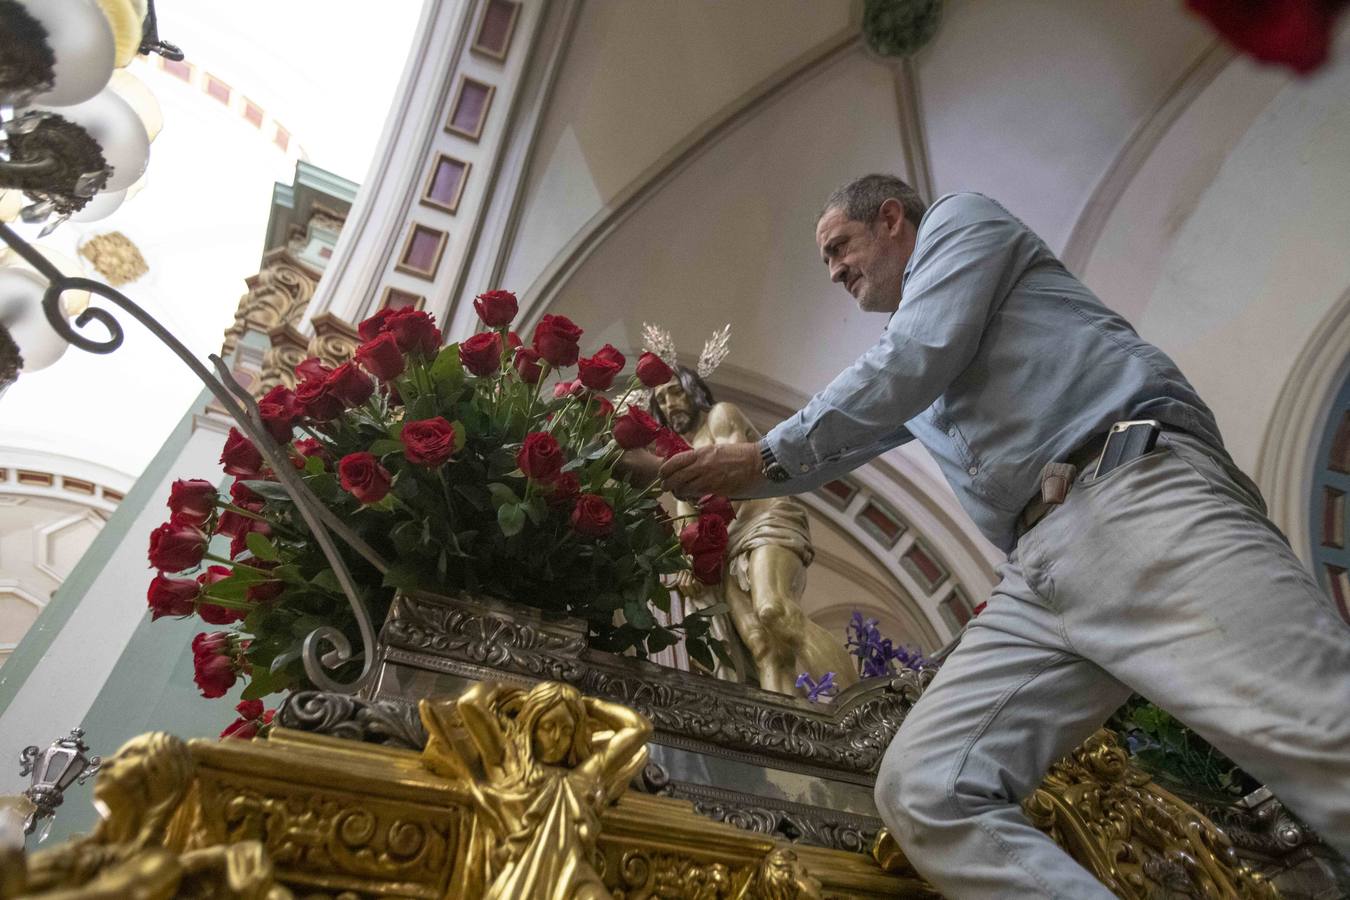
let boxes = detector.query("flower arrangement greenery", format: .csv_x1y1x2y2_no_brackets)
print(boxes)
145,291,736,721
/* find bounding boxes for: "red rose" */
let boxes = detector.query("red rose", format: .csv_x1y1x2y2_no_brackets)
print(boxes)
257,386,300,442
517,432,564,482
570,493,614,537
220,698,267,739
147,573,199,620
577,343,625,391
230,480,263,511
691,551,723,585
355,331,405,381
546,470,580,508
402,417,457,467
636,351,673,388
338,452,392,504
357,308,397,341
168,478,217,527
385,308,442,358
651,428,693,460
513,347,543,384
247,577,285,604
680,513,728,558
507,331,522,351
553,379,584,399
699,494,736,526
148,520,208,572
532,314,583,368
460,331,503,376
197,565,245,624
295,357,333,382
192,631,242,698
220,428,263,478
328,361,375,407
592,395,614,418
1187,0,1346,74
290,437,329,469
296,376,344,421
612,407,663,450
473,289,518,327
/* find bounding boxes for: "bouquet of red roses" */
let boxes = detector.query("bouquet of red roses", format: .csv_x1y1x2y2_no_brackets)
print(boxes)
146,290,736,711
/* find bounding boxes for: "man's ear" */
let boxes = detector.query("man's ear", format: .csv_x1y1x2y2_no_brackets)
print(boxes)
878,197,906,237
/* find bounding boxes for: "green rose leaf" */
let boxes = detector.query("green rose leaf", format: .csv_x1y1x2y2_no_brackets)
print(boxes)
369,438,404,456
239,479,293,502
244,531,280,562
623,598,654,630
498,502,526,537
686,637,715,672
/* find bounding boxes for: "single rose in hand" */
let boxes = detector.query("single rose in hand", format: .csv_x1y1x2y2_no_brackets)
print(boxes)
577,343,624,390
570,493,615,537
517,431,564,482
402,417,457,467
258,386,300,442
220,428,263,478
355,331,405,381
460,331,503,376
699,494,736,526
514,347,543,384
338,452,393,504
148,520,209,572
532,314,583,367
168,478,217,527
651,428,693,460
473,289,518,327
636,351,673,387
328,361,375,407
691,550,723,585
679,513,728,558
612,407,663,450
147,573,199,620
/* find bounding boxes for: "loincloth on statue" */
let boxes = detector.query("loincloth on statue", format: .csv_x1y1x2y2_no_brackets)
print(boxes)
726,496,813,593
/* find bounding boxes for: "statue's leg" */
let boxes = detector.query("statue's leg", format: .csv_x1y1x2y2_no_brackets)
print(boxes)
874,555,1130,898
720,575,777,688
745,546,809,694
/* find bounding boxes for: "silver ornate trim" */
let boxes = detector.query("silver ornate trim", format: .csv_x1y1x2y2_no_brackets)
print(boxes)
377,590,933,778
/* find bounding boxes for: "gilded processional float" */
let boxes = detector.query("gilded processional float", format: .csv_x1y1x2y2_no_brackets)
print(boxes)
1,270,1284,898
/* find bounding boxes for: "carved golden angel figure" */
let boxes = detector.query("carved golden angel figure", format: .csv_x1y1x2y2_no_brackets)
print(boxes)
420,682,652,900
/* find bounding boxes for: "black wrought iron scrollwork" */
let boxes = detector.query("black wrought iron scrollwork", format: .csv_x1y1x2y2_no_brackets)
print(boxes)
0,222,389,695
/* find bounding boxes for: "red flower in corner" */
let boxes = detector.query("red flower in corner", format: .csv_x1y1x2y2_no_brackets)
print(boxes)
1187,0,1348,74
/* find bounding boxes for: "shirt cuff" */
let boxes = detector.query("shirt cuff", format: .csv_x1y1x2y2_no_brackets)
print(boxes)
762,420,817,481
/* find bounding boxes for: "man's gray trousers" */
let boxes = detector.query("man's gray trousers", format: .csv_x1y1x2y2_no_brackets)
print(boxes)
874,431,1350,898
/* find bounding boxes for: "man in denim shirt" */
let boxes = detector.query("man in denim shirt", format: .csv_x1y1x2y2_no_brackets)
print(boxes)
659,175,1350,897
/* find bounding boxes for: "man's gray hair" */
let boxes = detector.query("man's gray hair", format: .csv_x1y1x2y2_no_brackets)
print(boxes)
820,174,927,228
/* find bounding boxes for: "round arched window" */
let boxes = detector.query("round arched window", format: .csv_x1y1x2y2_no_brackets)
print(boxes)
1310,371,1350,621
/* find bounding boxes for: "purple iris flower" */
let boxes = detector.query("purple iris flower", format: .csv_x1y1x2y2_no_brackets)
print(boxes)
796,671,838,703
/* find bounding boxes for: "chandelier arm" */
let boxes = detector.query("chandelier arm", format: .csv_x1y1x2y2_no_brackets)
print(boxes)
0,222,383,694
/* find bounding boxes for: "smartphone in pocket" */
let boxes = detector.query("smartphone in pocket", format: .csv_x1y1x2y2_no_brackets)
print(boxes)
1093,419,1161,479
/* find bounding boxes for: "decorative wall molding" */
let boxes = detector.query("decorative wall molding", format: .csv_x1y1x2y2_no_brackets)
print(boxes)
514,29,862,335
1061,40,1233,272
892,58,934,203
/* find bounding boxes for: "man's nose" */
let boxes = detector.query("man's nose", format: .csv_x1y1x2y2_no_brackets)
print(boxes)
830,263,846,284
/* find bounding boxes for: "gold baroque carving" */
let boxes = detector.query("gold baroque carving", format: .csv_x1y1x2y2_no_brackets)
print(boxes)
1022,729,1278,899
77,232,147,286
1,733,292,900
221,251,321,358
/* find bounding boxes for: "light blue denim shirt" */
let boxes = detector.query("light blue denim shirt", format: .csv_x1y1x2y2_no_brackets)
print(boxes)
760,192,1223,553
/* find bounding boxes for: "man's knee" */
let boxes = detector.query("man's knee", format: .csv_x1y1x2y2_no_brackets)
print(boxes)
873,746,953,838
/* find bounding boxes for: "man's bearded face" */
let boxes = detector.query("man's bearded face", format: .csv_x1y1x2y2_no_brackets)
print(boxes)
654,382,697,435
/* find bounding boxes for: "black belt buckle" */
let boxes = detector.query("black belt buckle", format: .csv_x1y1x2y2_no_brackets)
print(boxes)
1093,419,1161,479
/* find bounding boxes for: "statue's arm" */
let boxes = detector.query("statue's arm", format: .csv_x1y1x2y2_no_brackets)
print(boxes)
581,697,652,782
706,403,760,446
456,682,507,768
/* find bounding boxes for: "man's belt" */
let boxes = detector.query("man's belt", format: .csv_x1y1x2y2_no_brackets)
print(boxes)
1015,433,1110,538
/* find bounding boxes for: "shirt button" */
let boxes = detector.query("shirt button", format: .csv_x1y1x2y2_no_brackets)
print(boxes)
948,427,957,437
800,464,809,473
967,465,978,476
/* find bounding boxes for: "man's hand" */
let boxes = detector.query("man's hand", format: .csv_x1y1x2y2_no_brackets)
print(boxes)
659,441,765,500
614,449,662,487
